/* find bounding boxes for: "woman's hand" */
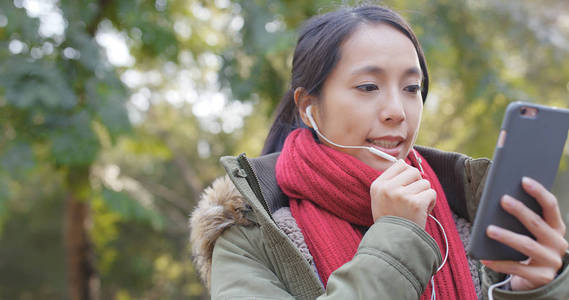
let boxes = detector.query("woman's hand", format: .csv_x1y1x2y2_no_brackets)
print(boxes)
481,177,569,290
370,159,436,228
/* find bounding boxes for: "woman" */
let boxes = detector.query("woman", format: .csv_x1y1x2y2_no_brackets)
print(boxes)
190,5,569,299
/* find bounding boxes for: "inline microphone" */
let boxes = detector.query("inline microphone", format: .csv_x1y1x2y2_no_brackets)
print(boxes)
305,105,397,162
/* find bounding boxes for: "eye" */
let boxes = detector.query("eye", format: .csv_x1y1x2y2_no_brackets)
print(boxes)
404,84,421,93
356,84,379,92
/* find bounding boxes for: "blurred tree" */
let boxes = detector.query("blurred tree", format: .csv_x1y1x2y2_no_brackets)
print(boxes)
1,0,246,299
0,0,131,298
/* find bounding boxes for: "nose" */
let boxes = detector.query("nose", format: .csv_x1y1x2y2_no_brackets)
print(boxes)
379,89,406,124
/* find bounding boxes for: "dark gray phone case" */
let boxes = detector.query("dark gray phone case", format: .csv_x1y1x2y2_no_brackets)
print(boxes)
468,102,569,261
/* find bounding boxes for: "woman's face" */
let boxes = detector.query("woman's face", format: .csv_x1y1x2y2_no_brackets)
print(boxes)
306,23,423,172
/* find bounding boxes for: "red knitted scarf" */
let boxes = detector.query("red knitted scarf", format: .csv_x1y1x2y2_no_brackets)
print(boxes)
275,129,477,299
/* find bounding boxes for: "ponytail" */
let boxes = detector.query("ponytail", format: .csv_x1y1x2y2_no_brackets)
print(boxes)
261,89,306,155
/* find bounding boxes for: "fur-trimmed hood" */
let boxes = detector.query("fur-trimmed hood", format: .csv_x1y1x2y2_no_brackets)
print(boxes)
189,174,314,290
189,175,252,288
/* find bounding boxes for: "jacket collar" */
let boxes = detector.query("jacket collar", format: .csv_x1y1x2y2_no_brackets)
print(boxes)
189,146,491,290
249,146,478,221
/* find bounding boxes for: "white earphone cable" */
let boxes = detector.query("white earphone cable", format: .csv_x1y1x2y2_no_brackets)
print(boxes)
488,275,512,300
429,214,449,273
305,106,397,162
427,213,449,300
306,105,448,299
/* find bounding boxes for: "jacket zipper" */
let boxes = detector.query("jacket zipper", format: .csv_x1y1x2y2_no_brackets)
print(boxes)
240,154,324,292
238,154,274,222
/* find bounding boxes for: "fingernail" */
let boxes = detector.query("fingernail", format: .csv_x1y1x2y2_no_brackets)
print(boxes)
502,195,515,209
487,225,501,238
522,177,534,189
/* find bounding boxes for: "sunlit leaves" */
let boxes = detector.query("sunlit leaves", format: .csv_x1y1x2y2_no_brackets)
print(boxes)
67,27,106,72
0,2,40,42
105,0,179,63
1,0,195,298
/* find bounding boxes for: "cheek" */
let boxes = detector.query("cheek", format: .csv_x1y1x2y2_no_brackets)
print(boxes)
406,100,423,134
320,91,372,136
323,112,360,138
328,105,373,138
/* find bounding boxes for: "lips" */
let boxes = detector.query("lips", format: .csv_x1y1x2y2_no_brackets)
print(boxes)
367,139,399,148
366,136,405,157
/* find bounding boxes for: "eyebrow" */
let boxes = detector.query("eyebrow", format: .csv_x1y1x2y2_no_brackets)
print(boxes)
351,65,423,80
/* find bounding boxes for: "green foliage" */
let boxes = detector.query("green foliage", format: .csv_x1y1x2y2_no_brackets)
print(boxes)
50,112,100,166
102,188,164,230
0,58,76,109
0,4,130,169
67,27,107,72
0,141,35,178
103,0,180,62
0,1,40,42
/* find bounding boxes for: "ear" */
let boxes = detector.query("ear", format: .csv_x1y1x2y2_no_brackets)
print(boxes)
294,87,317,128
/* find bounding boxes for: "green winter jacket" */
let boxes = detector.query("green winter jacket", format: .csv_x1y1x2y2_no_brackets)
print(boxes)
189,146,569,299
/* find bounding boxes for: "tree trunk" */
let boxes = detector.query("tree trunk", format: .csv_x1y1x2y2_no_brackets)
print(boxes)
64,170,99,300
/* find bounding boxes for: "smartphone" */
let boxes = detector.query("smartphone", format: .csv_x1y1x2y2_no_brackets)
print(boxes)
468,102,569,261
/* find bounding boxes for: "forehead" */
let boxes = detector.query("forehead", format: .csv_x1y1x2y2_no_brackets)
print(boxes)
335,23,421,76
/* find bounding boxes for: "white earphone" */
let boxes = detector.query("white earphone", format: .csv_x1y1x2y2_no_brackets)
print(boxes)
305,104,447,299
305,105,397,162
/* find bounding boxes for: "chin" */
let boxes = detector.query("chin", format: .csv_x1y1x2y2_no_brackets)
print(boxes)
366,159,395,172
368,147,412,172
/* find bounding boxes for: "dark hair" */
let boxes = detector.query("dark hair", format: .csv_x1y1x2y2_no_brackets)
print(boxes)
261,5,429,155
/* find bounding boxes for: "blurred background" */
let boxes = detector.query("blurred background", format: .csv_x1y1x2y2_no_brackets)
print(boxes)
0,0,568,299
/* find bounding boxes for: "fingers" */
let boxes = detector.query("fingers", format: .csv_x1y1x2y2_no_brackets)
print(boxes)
488,179,569,291
500,195,568,255
402,179,431,194
378,159,408,180
379,159,422,182
486,225,561,265
415,188,437,213
390,164,434,211
481,260,558,289
390,164,422,187
369,160,432,227
522,177,566,235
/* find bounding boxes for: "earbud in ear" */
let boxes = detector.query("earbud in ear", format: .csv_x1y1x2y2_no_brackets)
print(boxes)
306,105,318,131
305,105,319,131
